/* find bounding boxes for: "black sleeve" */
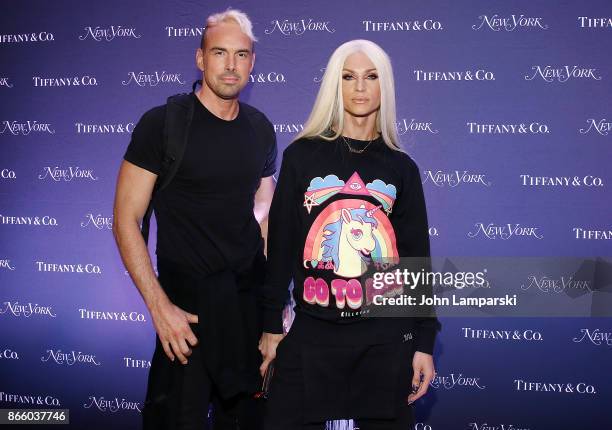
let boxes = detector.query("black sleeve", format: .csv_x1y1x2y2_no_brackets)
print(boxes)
261,146,298,333
261,120,278,178
123,105,165,175
393,156,441,355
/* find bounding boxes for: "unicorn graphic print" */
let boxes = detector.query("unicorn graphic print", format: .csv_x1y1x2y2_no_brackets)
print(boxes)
321,205,382,277
303,172,399,279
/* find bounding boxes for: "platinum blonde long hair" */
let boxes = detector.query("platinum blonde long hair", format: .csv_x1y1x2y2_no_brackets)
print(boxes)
296,39,402,151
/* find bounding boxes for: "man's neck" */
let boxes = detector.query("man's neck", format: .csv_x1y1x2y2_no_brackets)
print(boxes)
195,84,239,121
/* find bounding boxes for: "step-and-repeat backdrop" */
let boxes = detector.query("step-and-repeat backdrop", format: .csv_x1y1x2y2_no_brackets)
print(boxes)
1,1,610,429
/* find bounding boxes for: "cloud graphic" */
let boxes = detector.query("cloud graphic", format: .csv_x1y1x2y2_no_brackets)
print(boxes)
307,175,345,191
366,179,397,198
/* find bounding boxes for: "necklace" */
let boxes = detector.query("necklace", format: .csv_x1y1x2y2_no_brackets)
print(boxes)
341,135,375,154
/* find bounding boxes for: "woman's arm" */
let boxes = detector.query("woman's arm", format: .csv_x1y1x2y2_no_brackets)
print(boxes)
393,157,441,403
393,157,441,354
259,148,299,375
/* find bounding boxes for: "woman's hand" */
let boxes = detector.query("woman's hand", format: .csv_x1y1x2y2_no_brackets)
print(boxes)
407,351,436,404
258,332,285,377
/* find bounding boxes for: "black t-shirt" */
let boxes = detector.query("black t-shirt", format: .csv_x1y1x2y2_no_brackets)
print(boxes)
124,94,277,275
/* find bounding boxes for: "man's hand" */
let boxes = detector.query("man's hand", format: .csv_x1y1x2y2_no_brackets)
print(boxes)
407,351,435,404
150,298,199,365
258,332,284,377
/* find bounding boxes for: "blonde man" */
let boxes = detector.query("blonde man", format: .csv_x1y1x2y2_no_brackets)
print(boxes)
114,9,275,430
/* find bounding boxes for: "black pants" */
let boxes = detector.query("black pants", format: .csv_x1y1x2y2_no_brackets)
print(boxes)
142,327,263,430
264,317,415,430
143,258,264,430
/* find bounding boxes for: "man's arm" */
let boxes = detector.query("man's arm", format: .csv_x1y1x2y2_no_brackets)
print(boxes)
254,175,276,254
112,160,198,365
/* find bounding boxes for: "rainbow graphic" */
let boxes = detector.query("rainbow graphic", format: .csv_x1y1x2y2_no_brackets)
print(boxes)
303,199,399,269
304,172,397,214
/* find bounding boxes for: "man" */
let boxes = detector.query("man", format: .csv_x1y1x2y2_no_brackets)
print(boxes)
113,9,276,430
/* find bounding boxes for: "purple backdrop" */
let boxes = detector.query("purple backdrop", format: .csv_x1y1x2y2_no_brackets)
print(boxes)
1,1,611,429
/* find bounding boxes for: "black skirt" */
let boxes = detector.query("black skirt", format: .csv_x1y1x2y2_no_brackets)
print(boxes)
265,312,416,428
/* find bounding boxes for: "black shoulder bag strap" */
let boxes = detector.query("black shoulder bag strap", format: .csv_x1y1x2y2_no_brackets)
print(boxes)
140,90,195,244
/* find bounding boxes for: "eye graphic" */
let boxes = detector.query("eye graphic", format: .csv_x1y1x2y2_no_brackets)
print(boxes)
350,228,363,240
349,182,362,190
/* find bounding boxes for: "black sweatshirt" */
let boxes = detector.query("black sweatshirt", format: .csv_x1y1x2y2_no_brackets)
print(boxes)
262,135,441,354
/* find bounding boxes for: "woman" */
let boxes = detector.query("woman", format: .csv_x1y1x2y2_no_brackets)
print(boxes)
259,39,440,429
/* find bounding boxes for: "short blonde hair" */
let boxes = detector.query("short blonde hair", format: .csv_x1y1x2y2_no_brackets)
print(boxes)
201,8,258,49
296,39,401,151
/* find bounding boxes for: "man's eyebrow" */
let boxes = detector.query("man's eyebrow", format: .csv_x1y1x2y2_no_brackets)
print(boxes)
209,46,252,54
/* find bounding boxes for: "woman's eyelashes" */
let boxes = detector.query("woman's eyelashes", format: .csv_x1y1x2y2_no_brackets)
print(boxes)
342,73,379,80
